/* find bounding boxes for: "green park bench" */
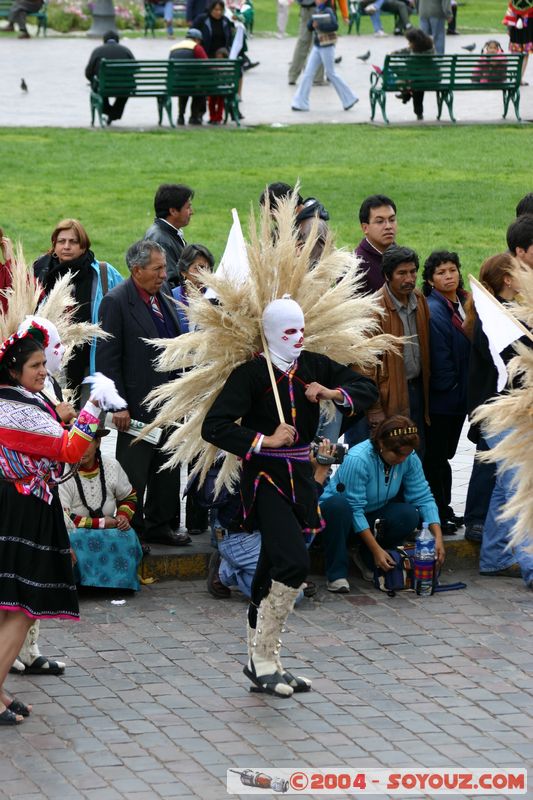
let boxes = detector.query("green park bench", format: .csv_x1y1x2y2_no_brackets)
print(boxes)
90,60,173,128
347,0,411,34
369,52,524,124
0,0,47,34
90,58,242,128
143,0,186,36
166,58,242,126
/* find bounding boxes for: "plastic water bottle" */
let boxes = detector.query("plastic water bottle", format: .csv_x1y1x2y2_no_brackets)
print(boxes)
414,522,435,597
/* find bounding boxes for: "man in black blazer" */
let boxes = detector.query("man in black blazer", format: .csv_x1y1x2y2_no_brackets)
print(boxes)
97,239,190,547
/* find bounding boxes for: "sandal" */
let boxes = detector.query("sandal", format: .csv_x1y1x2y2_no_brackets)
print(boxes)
7,698,31,717
243,661,293,698
9,657,25,675
22,656,65,675
0,707,23,725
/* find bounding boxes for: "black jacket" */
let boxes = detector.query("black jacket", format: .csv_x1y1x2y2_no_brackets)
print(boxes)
144,218,186,288
96,277,182,423
85,40,135,88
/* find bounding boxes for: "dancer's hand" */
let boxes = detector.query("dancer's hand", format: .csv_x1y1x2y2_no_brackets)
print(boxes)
305,382,343,403
55,401,77,424
263,423,297,448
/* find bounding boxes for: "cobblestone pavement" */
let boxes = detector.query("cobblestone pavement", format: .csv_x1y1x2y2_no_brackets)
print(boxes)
2,559,532,799
1,31,532,128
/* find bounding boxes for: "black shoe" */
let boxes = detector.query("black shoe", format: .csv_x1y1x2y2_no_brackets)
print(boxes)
451,513,464,527
243,61,259,71
335,55,342,64
464,524,483,543
177,114,185,125
442,520,458,535
207,552,231,598
189,116,202,125
145,529,192,547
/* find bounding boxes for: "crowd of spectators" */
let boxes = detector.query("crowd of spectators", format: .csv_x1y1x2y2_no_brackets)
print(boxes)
2,180,533,706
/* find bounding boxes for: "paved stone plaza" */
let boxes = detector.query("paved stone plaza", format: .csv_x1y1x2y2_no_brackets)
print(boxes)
1,30,531,128
0,430,531,800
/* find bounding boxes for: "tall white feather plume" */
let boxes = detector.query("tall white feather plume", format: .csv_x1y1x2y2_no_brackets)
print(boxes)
472,262,533,554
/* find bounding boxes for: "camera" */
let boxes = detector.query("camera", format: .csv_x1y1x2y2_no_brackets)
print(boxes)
311,438,348,466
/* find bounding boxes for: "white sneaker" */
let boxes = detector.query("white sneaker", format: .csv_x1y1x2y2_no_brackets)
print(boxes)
351,549,374,582
327,578,350,593
374,29,387,37
365,4,377,12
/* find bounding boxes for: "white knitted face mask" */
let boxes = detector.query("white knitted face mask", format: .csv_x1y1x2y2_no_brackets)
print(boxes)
17,316,65,376
262,297,305,364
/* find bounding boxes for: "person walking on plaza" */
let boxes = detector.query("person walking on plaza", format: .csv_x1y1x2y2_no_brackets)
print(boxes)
291,0,358,112
288,0,325,85
418,0,452,55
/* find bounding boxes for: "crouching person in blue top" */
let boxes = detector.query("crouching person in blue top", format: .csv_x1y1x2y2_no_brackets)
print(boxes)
319,415,445,593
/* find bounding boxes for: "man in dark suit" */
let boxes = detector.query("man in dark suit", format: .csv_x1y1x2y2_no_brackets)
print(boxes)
144,184,194,289
97,239,190,547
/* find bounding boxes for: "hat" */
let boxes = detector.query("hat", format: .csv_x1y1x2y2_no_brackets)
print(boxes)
186,27,203,40
0,322,49,366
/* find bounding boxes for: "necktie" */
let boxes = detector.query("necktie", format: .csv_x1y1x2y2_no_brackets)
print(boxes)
150,295,164,322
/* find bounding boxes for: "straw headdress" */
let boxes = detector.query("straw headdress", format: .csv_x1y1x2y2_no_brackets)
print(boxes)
0,245,106,373
144,192,398,493
472,261,533,552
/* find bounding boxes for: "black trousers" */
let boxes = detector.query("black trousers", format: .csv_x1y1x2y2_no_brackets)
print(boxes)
178,95,206,120
423,413,465,522
250,481,310,609
103,96,128,121
116,431,181,539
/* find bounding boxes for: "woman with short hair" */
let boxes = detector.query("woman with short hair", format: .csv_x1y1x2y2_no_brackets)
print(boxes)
319,415,445,592
33,219,122,404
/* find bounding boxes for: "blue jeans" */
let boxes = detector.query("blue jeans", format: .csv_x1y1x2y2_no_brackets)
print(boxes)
218,531,261,598
151,0,174,31
480,431,533,587
292,44,358,111
464,434,496,528
420,15,445,54
218,529,305,604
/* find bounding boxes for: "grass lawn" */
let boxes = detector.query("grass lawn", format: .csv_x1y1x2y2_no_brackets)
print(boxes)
0,124,526,280
250,0,504,38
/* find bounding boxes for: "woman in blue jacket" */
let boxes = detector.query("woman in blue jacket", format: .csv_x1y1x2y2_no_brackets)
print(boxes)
33,218,122,405
422,250,470,534
319,415,445,592
291,0,358,112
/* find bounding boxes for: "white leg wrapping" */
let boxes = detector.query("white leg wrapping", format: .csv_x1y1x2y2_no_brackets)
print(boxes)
244,580,308,697
247,590,312,693
18,620,40,664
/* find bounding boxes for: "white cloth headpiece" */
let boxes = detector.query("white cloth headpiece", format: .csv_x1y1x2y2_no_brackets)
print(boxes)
262,295,305,369
17,315,65,376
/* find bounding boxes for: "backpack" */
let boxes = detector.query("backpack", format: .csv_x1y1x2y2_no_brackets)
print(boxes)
373,547,416,597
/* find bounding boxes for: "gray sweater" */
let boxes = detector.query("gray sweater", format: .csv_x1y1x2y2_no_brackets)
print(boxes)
418,0,452,19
